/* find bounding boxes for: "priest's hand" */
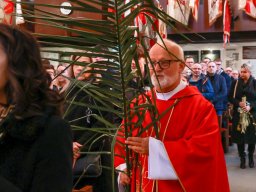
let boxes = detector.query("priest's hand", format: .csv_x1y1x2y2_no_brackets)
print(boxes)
125,137,149,155
119,169,130,185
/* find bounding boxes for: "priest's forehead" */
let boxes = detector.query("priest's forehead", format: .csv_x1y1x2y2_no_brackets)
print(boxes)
149,40,184,61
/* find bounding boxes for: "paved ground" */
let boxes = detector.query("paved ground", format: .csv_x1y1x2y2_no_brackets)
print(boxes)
225,144,256,192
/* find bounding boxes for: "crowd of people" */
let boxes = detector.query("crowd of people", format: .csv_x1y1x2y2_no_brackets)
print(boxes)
182,56,256,170
1,24,256,192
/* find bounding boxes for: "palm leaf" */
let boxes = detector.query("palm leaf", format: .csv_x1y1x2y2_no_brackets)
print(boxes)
18,0,185,191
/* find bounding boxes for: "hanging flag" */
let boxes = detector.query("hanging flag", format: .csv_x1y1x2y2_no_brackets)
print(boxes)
16,0,25,25
135,10,159,49
238,0,246,9
167,0,191,26
189,0,200,21
208,0,223,26
132,0,167,49
157,0,167,39
223,0,231,47
244,0,256,18
0,0,14,25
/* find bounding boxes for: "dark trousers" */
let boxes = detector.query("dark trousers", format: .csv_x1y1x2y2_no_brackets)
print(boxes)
237,143,255,157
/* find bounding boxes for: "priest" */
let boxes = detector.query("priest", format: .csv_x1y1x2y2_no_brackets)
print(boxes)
115,39,230,192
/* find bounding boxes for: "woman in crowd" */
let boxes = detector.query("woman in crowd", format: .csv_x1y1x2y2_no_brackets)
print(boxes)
65,55,113,191
128,45,150,100
42,59,59,91
229,63,256,169
56,63,71,93
0,24,73,191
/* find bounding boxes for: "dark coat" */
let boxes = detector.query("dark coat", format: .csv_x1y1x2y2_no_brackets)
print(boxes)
65,82,114,192
65,84,113,151
220,70,232,110
188,74,214,101
208,73,227,111
0,110,73,192
228,76,256,144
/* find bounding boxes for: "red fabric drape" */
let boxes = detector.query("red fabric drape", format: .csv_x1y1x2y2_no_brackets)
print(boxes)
223,0,231,46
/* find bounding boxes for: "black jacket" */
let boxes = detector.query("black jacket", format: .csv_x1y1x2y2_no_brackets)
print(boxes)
65,82,115,191
65,84,112,151
0,110,73,192
228,76,256,143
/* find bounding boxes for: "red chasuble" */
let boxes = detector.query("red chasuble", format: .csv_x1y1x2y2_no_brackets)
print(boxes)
115,86,230,192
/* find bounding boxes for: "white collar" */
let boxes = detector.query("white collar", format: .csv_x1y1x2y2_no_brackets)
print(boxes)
156,80,187,101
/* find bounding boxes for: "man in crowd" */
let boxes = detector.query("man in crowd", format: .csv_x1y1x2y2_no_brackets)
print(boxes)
188,63,214,101
182,56,194,80
115,39,229,192
185,56,195,67
215,59,231,134
200,61,208,75
232,69,239,80
215,59,231,94
207,61,227,127
203,57,211,64
225,67,233,77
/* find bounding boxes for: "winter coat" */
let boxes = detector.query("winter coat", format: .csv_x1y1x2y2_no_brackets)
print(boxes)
208,73,227,112
65,81,115,192
189,74,215,101
228,76,256,144
0,109,73,192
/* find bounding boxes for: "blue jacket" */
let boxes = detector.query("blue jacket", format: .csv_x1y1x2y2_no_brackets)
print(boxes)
207,73,227,111
189,74,214,101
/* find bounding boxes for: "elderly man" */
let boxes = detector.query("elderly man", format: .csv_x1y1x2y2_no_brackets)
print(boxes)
225,67,233,77
232,69,239,80
115,39,229,192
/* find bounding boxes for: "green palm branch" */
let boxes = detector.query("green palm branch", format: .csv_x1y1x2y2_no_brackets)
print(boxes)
17,0,185,191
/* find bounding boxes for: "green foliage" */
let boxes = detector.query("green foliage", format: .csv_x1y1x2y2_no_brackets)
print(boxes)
18,0,180,191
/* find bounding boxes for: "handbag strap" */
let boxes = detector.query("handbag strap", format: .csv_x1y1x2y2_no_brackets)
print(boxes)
233,80,238,99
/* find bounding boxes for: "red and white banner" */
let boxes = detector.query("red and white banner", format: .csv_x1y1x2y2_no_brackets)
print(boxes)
239,0,256,18
189,0,200,21
157,0,167,39
223,0,231,46
135,11,159,49
208,0,223,26
0,0,14,25
167,0,191,26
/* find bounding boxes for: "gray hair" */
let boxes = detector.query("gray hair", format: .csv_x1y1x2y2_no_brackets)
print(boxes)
241,63,252,73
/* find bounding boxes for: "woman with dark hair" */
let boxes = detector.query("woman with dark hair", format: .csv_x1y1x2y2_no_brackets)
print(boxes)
42,59,59,91
229,63,256,169
0,24,73,191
